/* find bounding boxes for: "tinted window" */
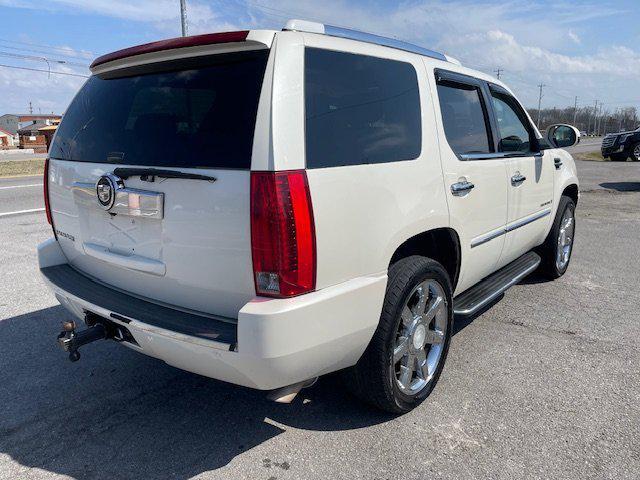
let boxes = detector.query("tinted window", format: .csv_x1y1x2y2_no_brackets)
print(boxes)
436,82,492,154
305,48,421,168
50,50,269,169
490,92,532,152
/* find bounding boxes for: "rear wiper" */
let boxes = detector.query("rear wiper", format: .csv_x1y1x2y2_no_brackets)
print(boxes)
113,167,217,183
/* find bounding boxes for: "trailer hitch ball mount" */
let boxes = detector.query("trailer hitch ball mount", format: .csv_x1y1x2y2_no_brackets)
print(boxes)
57,318,110,362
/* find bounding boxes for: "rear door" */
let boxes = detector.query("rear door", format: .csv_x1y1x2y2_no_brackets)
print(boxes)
48,48,271,319
486,85,554,266
432,69,508,294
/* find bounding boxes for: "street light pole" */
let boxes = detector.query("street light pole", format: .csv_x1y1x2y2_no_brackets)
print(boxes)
180,0,188,37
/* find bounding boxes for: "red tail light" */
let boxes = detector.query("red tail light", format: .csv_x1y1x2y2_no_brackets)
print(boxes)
43,158,53,226
251,170,316,298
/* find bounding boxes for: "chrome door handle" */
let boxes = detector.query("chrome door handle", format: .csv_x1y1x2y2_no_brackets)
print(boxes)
511,173,527,186
451,181,475,196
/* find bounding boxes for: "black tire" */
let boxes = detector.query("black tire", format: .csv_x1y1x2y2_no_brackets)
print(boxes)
537,195,576,279
343,256,453,414
631,143,640,162
610,153,627,162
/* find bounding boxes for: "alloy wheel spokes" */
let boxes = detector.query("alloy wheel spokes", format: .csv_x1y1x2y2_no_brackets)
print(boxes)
556,208,575,270
398,354,416,389
393,336,410,363
393,279,448,394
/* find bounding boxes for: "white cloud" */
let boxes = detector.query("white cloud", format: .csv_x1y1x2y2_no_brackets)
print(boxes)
248,0,638,109
568,30,581,45
0,63,85,114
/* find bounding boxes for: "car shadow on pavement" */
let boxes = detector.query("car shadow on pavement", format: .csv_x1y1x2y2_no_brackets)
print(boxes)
0,306,394,480
599,182,640,192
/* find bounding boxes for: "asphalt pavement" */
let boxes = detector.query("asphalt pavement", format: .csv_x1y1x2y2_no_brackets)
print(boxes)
1,158,639,479
565,136,603,155
0,175,43,217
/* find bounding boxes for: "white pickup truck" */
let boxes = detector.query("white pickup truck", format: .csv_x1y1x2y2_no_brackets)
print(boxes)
38,20,580,413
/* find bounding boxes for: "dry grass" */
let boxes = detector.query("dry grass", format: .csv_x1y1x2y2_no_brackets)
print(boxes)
0,159,45,177
574,151,606,162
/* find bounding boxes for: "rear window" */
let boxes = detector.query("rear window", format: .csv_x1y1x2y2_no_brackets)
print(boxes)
50,50,269,169
304,48,421,169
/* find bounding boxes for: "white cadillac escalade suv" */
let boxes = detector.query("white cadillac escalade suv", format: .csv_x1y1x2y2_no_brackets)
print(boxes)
39,20,580,413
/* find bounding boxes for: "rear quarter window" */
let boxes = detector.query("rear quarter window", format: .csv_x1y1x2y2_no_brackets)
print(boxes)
304,48,422,169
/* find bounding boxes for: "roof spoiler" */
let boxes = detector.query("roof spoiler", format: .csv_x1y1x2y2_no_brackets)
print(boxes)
90,31,252,70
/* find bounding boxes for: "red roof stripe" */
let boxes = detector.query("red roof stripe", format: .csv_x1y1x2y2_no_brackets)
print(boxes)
90,31,250,69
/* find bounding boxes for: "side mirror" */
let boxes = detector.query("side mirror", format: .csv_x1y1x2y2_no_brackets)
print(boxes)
545,124,580,149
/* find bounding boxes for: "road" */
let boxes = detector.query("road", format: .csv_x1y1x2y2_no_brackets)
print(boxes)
1,160,639,479
0,175,44,217
565,136,602,155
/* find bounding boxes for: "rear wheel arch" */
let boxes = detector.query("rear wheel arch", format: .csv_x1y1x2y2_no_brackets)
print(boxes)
389,228,461,290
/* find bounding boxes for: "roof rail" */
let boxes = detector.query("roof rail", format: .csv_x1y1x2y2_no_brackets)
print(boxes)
283,19,450,63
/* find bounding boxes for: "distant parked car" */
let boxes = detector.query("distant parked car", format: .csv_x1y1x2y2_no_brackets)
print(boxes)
601,126,640,161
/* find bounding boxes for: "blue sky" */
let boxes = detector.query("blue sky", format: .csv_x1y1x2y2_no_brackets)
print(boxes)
0,0,638,118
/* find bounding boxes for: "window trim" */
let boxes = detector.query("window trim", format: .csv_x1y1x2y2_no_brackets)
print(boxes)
434,69,496,161
487,83,541,155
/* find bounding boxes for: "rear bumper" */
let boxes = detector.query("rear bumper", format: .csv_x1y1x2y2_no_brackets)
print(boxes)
38,238,386,390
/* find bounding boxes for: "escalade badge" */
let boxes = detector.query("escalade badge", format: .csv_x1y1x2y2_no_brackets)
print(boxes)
95,174,122,211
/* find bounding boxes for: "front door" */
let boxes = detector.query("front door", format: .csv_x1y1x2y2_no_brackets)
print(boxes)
431,69,508,295
486,85,554,266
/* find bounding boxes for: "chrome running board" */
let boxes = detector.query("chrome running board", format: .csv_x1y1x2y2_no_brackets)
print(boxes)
453,251,541,317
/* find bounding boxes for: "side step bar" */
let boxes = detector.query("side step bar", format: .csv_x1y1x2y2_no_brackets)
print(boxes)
453,251,541,317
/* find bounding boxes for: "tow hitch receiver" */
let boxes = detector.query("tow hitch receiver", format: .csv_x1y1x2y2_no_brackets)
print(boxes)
57,319,109,362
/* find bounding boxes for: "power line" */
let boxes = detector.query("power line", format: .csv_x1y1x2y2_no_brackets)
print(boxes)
0,63,89,78
0,42,93,62
0,37,96,57
0,51,88,68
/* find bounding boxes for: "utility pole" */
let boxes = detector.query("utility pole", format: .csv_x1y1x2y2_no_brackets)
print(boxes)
493,68,503,80
28,101,33,114
618,111,623,132
180,0,188,37
572,96,578,126
588,100,597,135
536,83,546,129
597,103,603,136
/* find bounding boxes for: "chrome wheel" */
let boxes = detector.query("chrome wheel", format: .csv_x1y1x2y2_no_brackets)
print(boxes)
556,206,575,271
633,144,640,161
393,280,448,396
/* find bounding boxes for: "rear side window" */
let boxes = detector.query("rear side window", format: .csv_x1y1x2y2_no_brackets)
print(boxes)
50,50,269,169
304,48,421,168
436,81,492,155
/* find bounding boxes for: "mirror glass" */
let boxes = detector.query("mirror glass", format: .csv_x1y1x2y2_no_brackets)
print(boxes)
552,126,576,148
